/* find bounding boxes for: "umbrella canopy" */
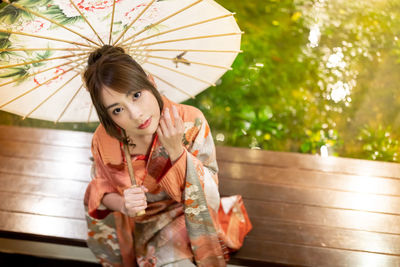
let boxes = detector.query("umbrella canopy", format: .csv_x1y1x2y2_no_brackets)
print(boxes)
0,0,242,122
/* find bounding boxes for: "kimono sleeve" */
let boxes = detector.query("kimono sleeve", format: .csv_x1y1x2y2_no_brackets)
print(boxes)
159,108,220,212
84,135,119,219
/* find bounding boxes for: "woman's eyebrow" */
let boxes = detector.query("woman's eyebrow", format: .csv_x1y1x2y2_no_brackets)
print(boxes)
106,103,119,110
126,89,140,97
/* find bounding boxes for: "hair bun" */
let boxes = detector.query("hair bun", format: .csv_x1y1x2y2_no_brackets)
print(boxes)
87,45,126,65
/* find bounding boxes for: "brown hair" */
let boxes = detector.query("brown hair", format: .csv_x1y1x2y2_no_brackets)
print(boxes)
83,45,163,143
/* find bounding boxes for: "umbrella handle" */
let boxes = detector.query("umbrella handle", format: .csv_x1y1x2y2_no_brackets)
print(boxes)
122,130,146,217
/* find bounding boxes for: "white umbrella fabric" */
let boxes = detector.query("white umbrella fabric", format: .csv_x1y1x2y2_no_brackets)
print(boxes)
0,0,242,122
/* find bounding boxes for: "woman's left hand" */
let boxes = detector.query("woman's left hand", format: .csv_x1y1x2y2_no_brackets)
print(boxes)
157,105,185,162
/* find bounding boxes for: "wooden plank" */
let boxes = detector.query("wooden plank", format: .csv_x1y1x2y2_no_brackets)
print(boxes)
0,173,86,200
218,161,400,196
0,210,87,244
0,155,91,182
246,218,400,256
0,139,92,164
244,199,400,234
233,238,400,267
219,179,400,214
216,146,400,179
0,125,92,148
0,192,85,220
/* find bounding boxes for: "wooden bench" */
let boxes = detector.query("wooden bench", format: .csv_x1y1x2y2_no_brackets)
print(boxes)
0,125,400,266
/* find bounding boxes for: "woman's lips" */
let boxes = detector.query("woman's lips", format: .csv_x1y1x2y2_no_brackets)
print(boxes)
138,117,151,129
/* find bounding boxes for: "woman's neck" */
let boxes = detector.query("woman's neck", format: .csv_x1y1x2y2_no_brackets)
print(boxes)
126,133,155,155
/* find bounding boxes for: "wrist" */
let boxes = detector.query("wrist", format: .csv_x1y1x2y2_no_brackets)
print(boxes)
169,147,184,163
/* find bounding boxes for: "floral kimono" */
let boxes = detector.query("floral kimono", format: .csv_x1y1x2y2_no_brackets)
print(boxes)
84,96,252,267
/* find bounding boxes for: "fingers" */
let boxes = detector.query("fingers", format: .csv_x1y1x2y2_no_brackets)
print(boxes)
159,106,184,134
123,186,148,217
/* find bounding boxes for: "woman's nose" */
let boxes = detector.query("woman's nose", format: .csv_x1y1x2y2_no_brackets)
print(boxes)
127,105,144,120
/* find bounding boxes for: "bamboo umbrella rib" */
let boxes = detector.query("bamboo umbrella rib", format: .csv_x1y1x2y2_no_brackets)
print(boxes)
56,84,84,123
143,69,194,99
128,13,235,45
119,0,203,46
0,29,92,48
146,61,215,86
3,0,101,47
0,56,86,88
142,54,231,70
113,0,157,46
127,32,243,48
0,48,92,52
0,65,77,109
87,104,94,123
23,71,81,119
69,0,104,45
0,52,87,70
127,48,243,53
109,0,117,45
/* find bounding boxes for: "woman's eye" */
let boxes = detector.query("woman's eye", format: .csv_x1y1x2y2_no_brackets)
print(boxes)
133,91,141,99
112,107,122,115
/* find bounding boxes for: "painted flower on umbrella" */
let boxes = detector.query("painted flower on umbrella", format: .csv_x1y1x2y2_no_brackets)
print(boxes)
33,66,66,86
18,19,51,33
119,3,159,27
54,0,125,18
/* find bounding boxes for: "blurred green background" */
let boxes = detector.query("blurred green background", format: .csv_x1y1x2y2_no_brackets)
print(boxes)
1,0,400,163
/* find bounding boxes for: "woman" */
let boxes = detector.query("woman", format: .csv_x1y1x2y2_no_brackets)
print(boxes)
83,45,251,267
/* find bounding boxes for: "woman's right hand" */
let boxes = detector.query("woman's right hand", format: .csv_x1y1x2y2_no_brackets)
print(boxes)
121,186,148,217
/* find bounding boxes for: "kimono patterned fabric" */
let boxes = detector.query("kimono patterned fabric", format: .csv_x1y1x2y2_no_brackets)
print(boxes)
84,97,252,267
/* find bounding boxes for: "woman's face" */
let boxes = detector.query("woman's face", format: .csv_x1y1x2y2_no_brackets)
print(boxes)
101,85,161,139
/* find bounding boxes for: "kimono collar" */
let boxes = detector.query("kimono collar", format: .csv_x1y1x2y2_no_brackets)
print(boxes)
95,95,175,166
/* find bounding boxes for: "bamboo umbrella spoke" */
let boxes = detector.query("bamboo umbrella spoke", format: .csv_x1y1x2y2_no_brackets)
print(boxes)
0,65,77,109
145,54,231,70
127,32,243,48
143,69,194,99
129,13,235,46
146,61,215,86
3,0,101,47
108,0,117,45
0,52,88,70
87,104,94,124
120,0,203,46
0,48,92,52
69,0,105,46
23,71,82,119
56,84,84,123
127,48,242,53
113,0,157,46
0,29,92,48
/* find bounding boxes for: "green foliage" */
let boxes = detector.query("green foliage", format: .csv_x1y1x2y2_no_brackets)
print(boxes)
357,125,399,162
44,5,82,27
184,0,400,163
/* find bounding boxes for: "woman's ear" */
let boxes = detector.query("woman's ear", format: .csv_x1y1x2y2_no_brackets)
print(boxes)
147,74,156,88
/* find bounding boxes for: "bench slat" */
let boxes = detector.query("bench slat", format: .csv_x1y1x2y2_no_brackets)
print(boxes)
216,146,400,179
218,161,400,196
220,178,400,214
247,218,400,255
234,238,400,266
0,210,87,243
0,125,92,148
0,191,85,220
244,199,400,234
0,173,86,200
0,155,91,182
0,139,92,164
